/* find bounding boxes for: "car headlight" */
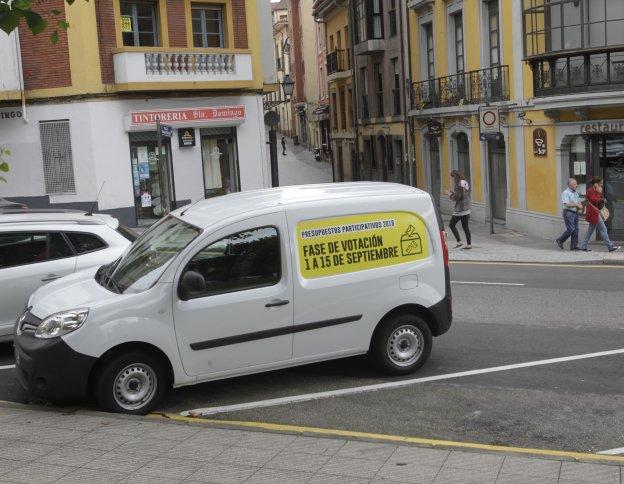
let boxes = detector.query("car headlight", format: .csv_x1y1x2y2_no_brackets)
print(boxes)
35,309,89,339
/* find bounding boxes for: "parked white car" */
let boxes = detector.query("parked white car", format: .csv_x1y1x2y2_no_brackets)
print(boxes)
0,210,134,341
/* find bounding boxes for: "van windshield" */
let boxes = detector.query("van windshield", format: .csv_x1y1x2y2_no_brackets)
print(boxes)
97,216,201,294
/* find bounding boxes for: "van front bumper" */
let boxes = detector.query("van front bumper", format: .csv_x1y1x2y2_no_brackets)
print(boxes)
14,329,96,403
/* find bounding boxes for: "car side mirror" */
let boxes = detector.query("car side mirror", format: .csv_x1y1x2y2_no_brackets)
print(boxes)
179,270,206,301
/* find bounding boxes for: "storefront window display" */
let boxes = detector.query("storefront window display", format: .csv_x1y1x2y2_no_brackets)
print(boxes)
200,128,240,198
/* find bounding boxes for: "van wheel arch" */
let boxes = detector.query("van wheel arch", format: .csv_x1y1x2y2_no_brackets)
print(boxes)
88,342,174,399
369,304,438,352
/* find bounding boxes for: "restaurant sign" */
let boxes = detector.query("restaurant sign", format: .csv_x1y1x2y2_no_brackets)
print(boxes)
130,106,246,126
581,121,624,134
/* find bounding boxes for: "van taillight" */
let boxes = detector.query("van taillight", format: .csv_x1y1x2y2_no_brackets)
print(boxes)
440,229,449,267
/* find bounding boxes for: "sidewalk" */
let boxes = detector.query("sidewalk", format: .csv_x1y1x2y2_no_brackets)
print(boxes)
0,402,621,483
274,135,333,187
446,216,624,265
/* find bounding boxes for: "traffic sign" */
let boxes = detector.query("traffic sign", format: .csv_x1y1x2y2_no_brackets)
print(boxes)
160,124,173,138
479,106,500,139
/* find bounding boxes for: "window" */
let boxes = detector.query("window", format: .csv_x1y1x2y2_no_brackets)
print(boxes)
374,62,383,117
456,133,471,184
360,67,369,118
391,57,401,115
65,232,107,254
192,4,225,48
424,22,435,79
389,0,397,37
355,0,383,42
121,1,158,47
372,0,383,39
331,92,338,131
200,128,240,198
183,226,281,298
0,232,72,269
39,120,75,195
339,87,347,130
393,139,403,176
487,1,500,66
453,13,465,73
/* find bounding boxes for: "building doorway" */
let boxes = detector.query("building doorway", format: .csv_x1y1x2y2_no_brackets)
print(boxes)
428,137,441,204
488,137,507,222
600,136,624,240
200,127,240,199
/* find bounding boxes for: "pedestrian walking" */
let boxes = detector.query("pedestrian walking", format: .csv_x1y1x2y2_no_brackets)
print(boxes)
580,177,620,252
447,170,472,249
556,178,583,250
281,136,286,156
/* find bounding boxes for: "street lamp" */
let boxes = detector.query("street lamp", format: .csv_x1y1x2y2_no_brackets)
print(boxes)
264,76,296,187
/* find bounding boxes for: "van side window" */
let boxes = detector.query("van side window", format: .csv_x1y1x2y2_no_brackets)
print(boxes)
184,226,281,298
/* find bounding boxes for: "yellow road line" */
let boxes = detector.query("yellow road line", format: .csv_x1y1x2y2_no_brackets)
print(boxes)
450,260,624,269
151,413,624,464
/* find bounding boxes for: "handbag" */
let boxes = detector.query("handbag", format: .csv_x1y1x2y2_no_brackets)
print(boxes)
600,206,610,221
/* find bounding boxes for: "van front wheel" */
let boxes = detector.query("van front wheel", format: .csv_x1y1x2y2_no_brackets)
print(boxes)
94,351,167,415
371,315,432,375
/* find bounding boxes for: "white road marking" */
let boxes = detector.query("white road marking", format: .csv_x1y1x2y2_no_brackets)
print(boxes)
0,365,15,371
182,348,624,417
451,281,525,286
598,447,624,455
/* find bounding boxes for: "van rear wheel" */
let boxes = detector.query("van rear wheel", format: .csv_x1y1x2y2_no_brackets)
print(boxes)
371,314,432,375
93,351,167,415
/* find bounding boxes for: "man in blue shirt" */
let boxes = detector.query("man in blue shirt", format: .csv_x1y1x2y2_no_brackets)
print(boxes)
556,178,583,250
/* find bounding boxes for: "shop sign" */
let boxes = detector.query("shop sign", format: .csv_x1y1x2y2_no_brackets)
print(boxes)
130,106,246,126
160,124,173,138
178,128,196,147
479,106,501,140
533,128,547,157
0,109,23,120
580,121,624,134
426,121,442,138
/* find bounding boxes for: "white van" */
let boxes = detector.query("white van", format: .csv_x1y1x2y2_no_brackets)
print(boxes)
14,183,452,414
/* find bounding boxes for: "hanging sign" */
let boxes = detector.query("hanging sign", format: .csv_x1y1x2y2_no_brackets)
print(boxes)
178,128,196,147
533,128,547,157
479,106,501,140
426,121,442,138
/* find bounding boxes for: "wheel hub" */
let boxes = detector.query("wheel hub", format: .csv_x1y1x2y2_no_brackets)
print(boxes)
113,364,157,410
387,325,424,367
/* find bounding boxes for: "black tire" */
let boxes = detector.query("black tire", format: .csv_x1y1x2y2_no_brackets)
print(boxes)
370,314,432,375
93,351,168,415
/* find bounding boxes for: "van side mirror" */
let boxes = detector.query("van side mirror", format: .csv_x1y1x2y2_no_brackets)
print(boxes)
179,270,206,300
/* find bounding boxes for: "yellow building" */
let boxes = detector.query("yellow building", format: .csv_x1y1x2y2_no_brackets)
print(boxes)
271,0,294,137
409,0,624,241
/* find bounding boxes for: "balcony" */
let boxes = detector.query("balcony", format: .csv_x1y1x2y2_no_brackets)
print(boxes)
326,50,351,81
113,49,254,89
532,50,624,98
411,65,509,110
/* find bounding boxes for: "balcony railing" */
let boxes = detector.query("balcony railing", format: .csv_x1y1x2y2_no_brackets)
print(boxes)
113,50,253,86
532,50,624,97
411,65,509,110
326,49,350,75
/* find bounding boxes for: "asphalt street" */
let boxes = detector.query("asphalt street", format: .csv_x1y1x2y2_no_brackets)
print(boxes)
0,262,622,454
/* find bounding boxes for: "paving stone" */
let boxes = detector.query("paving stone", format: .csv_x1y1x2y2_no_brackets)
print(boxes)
495,473,559,484
36,445,103,467
443,450,505,473
320,456,385,478
19,426,86,445
56,467,127,483
386,446,450,467
139,425,202,443
307,474,371,484
265,450,331,472
119,475,181,484
234,431,298,451
136,456,204,480
164,441,228,461
559,462,620,483
187,461,259,483
116,436,182,456
499,456,562,479
0,458,22,476
285,436,346,456
0,442,57,462
434,465,498,483
186,428,250,447
84,450,155,474
336,441,398,461
214,445,280,467
374,460,441,483
246,467,314,483
71,431,134,451
2,461,76,483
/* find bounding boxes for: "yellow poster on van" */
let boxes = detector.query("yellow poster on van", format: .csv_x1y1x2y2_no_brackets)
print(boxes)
297,211,430,279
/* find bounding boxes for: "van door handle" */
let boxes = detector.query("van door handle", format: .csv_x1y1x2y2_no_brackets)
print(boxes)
265,299,290,308
41,274,62,282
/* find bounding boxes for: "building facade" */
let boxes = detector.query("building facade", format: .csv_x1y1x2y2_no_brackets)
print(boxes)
270,0,294,137
0,0,276,227
409,0,624,241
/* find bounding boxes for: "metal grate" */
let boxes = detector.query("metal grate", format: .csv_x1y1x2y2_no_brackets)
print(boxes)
39,120,76,195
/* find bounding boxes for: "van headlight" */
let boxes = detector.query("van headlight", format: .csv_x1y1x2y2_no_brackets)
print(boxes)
35,309,89,339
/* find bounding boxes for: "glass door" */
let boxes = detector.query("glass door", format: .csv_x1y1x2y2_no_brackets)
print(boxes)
601,136,624,240
488,137,507,222
200,128,240,198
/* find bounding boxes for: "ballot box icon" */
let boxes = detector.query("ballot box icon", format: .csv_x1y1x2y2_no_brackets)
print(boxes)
401,225,422,256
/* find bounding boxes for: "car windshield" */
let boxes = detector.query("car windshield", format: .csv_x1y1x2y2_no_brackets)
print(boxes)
99,216,200,294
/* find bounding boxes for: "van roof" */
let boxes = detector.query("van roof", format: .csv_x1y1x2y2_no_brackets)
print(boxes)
175,182,428,228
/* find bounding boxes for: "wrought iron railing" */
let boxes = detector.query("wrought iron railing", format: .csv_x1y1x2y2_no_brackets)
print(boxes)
326,49,350,75
532,50,624,97
411,65,509,110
